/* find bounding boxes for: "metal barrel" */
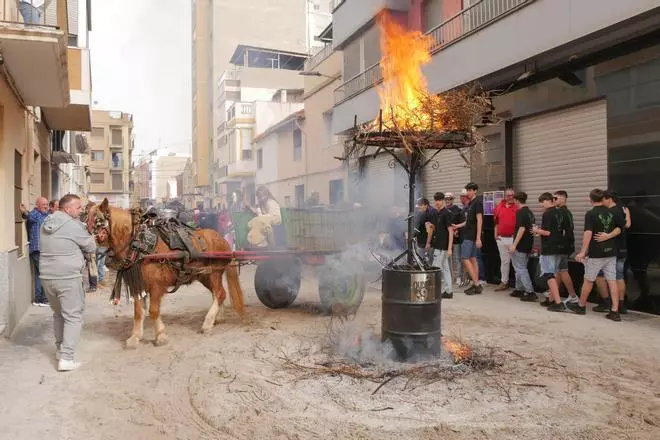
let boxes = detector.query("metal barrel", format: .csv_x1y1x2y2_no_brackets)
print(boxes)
381,266,442,361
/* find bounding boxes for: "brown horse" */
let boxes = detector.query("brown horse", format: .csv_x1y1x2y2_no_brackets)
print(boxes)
91,199,245,348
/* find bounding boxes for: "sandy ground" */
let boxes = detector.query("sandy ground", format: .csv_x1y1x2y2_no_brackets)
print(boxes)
1,266,660,440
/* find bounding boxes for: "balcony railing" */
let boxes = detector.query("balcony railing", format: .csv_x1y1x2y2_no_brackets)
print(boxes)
305,43,334,71
333,0,535,105
227,102,255,122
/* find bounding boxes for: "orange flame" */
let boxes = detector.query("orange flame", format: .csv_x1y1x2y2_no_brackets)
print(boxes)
374,12,440,131
442,336,472,363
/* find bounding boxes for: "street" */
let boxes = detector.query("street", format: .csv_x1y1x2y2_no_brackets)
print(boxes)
1,267,659,440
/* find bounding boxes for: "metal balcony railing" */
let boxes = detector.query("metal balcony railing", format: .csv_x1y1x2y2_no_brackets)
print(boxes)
333,0,535,105
305,43,334,71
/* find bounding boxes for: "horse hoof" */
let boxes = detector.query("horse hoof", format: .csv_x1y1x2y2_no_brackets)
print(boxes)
154,335,168,347
125,337,140,349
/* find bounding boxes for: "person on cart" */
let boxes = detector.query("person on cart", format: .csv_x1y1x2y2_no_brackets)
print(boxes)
246,186,282,247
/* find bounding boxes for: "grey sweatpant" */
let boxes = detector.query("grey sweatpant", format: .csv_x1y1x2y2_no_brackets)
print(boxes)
42,278,85,361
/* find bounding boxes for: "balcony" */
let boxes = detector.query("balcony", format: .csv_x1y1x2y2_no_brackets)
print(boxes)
333,0,408,48
42,47,93,131
227,160,257,178
304,43,334,72
227,102,256,123
0,1,69,107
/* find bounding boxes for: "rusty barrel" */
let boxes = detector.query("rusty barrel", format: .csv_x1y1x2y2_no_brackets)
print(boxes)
381,266,442,361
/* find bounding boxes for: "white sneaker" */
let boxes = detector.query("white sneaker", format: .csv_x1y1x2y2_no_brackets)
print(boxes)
563,296,579,304
58,359,81,372
55,350,61,361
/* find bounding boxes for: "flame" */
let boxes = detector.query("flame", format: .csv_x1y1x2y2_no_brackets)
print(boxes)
442,336,472,363
373,12,441,132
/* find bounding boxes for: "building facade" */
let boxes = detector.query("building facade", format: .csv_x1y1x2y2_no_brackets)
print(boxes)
87,110,134,208
1,0,92,335
151,153,190,204
329,0,660,313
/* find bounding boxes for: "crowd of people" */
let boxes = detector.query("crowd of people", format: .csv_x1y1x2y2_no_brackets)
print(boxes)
403,182,630,322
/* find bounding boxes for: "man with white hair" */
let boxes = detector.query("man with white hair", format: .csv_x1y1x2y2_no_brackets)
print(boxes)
19,197,50,306
40,194,97,371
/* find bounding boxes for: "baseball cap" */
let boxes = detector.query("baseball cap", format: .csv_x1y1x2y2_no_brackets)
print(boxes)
445,192,454,199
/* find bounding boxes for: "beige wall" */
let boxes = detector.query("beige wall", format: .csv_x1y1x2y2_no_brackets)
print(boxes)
192,0,212,188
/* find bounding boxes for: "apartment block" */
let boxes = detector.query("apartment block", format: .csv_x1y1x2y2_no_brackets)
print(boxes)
87,110,134,208
329,0,660,311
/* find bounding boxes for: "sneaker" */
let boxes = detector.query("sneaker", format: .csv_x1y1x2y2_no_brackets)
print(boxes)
463,285,476,294
86,287,97,293
55,350,61,361
441,292,453,299
494,283,509,291
509,290,524,298
58,359,81,372
540,299,553,307
563,296,580,304
566,302,586,315
479,280,487,286
466,285,483,296
547,302,567,312
592,303,610,313
520,292,538,302
605,311,621,322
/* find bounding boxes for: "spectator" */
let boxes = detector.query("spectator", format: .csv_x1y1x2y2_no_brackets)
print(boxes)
96,227,109,288
49,200,59,214
19,197,50,306
432,192,454,299
414,197,436,266
453,183,484,295
40,194,97,371
444,193,463,285
553,190,578,303
509,192,536,302
493,189,518,291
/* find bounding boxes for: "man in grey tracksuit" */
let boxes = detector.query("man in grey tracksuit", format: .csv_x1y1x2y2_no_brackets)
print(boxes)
40,194,97,371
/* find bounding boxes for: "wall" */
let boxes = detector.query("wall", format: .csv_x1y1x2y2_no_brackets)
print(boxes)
254,102,304,136
332,0,409,48
255,131,280,185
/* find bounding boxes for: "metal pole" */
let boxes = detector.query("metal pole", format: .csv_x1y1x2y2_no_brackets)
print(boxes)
407,151,417,266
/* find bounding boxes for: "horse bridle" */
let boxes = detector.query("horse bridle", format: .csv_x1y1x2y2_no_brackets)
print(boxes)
92,208,140,268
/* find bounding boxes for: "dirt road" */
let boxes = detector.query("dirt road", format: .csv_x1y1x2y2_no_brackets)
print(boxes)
1,267,659,440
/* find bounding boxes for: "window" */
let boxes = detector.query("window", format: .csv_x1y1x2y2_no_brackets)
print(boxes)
241,149,252,160
329,179,345,205
422,0,444,33
91,127,104,138
91,173,105,184
112,174,123,191
91,150,104,161
111,127,122,145
14,151,23,256
240,128,253,161
293,127,302,161
295,184,305,208
323,112,336,147
257,149,263,169
111,152,123,168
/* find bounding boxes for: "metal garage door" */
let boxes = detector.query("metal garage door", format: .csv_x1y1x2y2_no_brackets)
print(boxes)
422,148,470,198
364,153,408,209
514,100,608,253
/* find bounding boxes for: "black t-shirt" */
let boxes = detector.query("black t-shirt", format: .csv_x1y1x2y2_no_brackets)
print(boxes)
415,208,436,247
514,206,535,254
540,209,566,255
463,195,484,241
555,206,575,254
610,204,627,257
585,205,624,258
431,208,453,251
446,205,463,245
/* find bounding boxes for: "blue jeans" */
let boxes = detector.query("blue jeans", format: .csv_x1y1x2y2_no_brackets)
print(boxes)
96,248,107,282
511,251,533,293
452,243,463,280
30,251,46,303
433,249,453,294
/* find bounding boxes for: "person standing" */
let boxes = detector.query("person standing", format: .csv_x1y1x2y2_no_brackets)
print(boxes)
553,190,579,303
414,198,436,266
95,227,109,288
432,192,454,299
445,193,463,285
493,189,518,291
453,183,484,295
532,193,567,312
567,189,624,322
40,194,97,371
19,197,50,306
509,192,536,302
48,200,59,214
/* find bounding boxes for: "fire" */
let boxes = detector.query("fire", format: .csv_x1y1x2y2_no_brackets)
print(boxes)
374,12,443,131
442,336,472,363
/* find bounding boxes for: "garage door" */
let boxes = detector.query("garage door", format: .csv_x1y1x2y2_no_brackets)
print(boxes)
514,100,608,253
422,148,470,198
363,153,408,209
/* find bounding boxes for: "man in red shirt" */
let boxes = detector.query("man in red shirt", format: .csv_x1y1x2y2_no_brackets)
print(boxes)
493,189,518,291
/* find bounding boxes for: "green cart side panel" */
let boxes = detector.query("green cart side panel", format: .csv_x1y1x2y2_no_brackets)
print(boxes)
231,211,256,250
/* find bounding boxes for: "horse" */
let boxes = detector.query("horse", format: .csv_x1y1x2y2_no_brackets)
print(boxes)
89,199,245,348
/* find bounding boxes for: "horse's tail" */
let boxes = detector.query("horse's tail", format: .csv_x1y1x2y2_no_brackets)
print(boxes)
225,263,245,316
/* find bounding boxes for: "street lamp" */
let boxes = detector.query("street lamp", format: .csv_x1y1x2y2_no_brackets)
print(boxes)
298,70,338,79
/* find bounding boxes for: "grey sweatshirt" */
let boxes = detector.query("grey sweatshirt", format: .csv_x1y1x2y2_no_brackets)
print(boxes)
39,211,97,280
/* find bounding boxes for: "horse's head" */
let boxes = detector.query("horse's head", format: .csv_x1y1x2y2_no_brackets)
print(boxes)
92,198,141,261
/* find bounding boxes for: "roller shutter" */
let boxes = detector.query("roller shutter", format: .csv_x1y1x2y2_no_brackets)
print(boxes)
363,153,409,209
513,100,608,253
422,149,470,198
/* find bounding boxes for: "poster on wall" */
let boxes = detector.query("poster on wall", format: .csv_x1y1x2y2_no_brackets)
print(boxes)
483,191,505,215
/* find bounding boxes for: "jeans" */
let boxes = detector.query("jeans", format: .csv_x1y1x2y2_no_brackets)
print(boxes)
416,244,435,266
96,248,107,283
433,249,453,294
477,248,486,281
511,251,534,293
42,278,85,361
452,243,463,280
30,251,46,303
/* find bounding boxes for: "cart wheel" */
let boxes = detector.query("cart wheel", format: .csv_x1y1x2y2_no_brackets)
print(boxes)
254,258,301,309
318,258,366,314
